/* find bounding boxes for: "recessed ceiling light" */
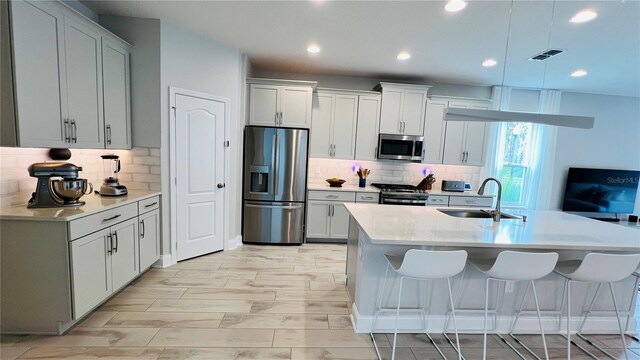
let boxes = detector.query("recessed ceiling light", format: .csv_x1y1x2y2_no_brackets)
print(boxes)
482,58,498,67
397,52,411,60
571,69,588,77
570,9,598,23
307,45,320,54
445,0,467,13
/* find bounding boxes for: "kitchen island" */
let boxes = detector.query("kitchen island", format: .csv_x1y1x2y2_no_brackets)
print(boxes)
344,203,640,334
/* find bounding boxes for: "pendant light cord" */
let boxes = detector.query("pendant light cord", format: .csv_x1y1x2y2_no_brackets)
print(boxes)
498,0,514,109
542,0,557,90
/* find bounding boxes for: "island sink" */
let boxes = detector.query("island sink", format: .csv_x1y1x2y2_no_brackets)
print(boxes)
438,208,520,219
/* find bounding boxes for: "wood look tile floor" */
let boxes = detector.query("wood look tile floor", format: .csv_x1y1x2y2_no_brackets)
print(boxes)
2,244,639,359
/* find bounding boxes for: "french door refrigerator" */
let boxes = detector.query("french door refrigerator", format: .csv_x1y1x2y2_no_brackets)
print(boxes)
242,126,309,244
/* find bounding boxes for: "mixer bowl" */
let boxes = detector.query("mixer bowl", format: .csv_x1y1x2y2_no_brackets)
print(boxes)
51,179,93,202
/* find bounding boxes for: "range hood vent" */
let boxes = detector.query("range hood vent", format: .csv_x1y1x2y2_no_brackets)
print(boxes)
529,48,566,61
444,107,594,129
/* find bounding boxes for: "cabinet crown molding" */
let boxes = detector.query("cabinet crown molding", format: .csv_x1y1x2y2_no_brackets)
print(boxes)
247,77,317,89
316,87,380,96
429,95,493,103
374,82,432,91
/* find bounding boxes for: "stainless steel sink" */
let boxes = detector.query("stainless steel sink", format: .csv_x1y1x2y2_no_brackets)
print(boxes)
438,209,520,219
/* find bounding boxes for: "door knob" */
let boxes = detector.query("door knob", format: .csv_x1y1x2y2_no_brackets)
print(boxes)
217,183,226,188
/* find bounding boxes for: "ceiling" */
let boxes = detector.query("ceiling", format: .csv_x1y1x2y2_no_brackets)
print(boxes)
83,0,640,97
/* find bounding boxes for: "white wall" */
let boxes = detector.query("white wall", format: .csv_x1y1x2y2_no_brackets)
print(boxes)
551,92,640,214
160,22,243,255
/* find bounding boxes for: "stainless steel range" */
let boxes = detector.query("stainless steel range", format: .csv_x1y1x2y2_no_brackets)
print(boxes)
371,183,429,206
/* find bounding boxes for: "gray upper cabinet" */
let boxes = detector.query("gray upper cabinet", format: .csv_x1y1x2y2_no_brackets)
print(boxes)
102,39,132,149
4,0,132,149
247,78,317,129
63,17,104,149
375,82,430,136
9,0,68,148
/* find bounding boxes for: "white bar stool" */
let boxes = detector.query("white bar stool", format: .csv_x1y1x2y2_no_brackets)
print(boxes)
469,251,559,360
371,249,468,360
627,269,640,342
554,253,640,360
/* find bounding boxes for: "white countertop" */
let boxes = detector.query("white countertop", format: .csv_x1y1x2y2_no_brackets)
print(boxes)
0,190,161,222
345,203,640,251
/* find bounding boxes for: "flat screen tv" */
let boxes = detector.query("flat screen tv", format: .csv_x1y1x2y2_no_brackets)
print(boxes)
562,167,640,214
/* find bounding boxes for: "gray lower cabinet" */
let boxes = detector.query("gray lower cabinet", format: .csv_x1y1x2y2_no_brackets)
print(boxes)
70,228,112,319
0,195,161,334
139,209,160,270
70,217,139,320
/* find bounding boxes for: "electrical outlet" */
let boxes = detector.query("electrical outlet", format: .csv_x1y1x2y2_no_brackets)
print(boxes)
505,281,515,293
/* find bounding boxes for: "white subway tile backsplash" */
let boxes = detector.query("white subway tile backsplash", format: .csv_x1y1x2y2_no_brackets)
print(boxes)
308,158,482,190
0,147,160,205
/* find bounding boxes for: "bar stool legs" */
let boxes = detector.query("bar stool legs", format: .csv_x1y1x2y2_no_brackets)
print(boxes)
370,250,468,360
555,253,640,360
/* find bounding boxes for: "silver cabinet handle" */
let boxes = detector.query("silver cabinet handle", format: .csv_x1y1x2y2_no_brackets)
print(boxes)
326,195,339,199
280,112,284,125
144,202,158,208
398,121,402,133
71,119,77,143
102,214,121,222
330,203,334,216
64,119,71,143
461,151,465,162
327,203,331,216
140,220,145,238
402,122,405,133
362,196,374,200
113,231,118,253
275,112,278,126
106,124,112,145
106,233,113,254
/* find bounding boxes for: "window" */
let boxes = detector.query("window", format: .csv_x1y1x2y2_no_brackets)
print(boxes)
496,122,539,208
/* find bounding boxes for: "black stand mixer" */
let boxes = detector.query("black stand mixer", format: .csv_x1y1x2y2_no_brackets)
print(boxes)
27,162,92,208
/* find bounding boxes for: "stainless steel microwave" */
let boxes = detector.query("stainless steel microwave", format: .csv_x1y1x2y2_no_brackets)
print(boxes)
377,134,424,161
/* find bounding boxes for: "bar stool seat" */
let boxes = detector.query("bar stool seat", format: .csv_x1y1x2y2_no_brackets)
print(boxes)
555,253,640,360
371,249,468,360
469,251,559,360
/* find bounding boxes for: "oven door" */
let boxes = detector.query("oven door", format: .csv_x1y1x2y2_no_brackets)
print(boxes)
380,197,427,206
377,134,424,161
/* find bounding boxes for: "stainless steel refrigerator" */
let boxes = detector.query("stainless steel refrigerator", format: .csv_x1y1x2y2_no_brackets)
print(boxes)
242,126,308,244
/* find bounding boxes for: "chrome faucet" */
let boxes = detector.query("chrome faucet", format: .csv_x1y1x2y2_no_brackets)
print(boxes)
478,177,502,222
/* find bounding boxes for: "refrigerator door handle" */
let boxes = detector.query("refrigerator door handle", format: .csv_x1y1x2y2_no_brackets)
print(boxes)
273,133,280,196
245,203,303,210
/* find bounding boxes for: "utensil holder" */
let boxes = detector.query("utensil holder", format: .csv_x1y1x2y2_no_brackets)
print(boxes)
359,178,366,188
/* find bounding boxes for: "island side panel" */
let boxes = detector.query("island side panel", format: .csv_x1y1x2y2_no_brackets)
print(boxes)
346,216,359,302
351,232,638,334
1,220,72,334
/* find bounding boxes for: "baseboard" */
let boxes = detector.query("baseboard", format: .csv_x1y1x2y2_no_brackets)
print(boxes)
152,254,174,268
226,235,242,251
352,303,637,334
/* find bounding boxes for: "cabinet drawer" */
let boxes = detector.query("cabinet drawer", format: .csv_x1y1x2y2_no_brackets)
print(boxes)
356,193,379,203
427,195,449,206
448,196,493,208
138,196,160,214
308,190,356,202
69,203,138,240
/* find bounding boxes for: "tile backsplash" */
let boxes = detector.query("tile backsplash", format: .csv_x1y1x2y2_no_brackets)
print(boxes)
0,147,160,205
308,158,482,190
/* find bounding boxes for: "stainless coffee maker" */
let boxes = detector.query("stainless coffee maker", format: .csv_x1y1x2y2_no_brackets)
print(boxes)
27,162,93,208
99,154,127,196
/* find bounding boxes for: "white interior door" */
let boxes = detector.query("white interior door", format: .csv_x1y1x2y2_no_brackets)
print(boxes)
175,93,225,261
